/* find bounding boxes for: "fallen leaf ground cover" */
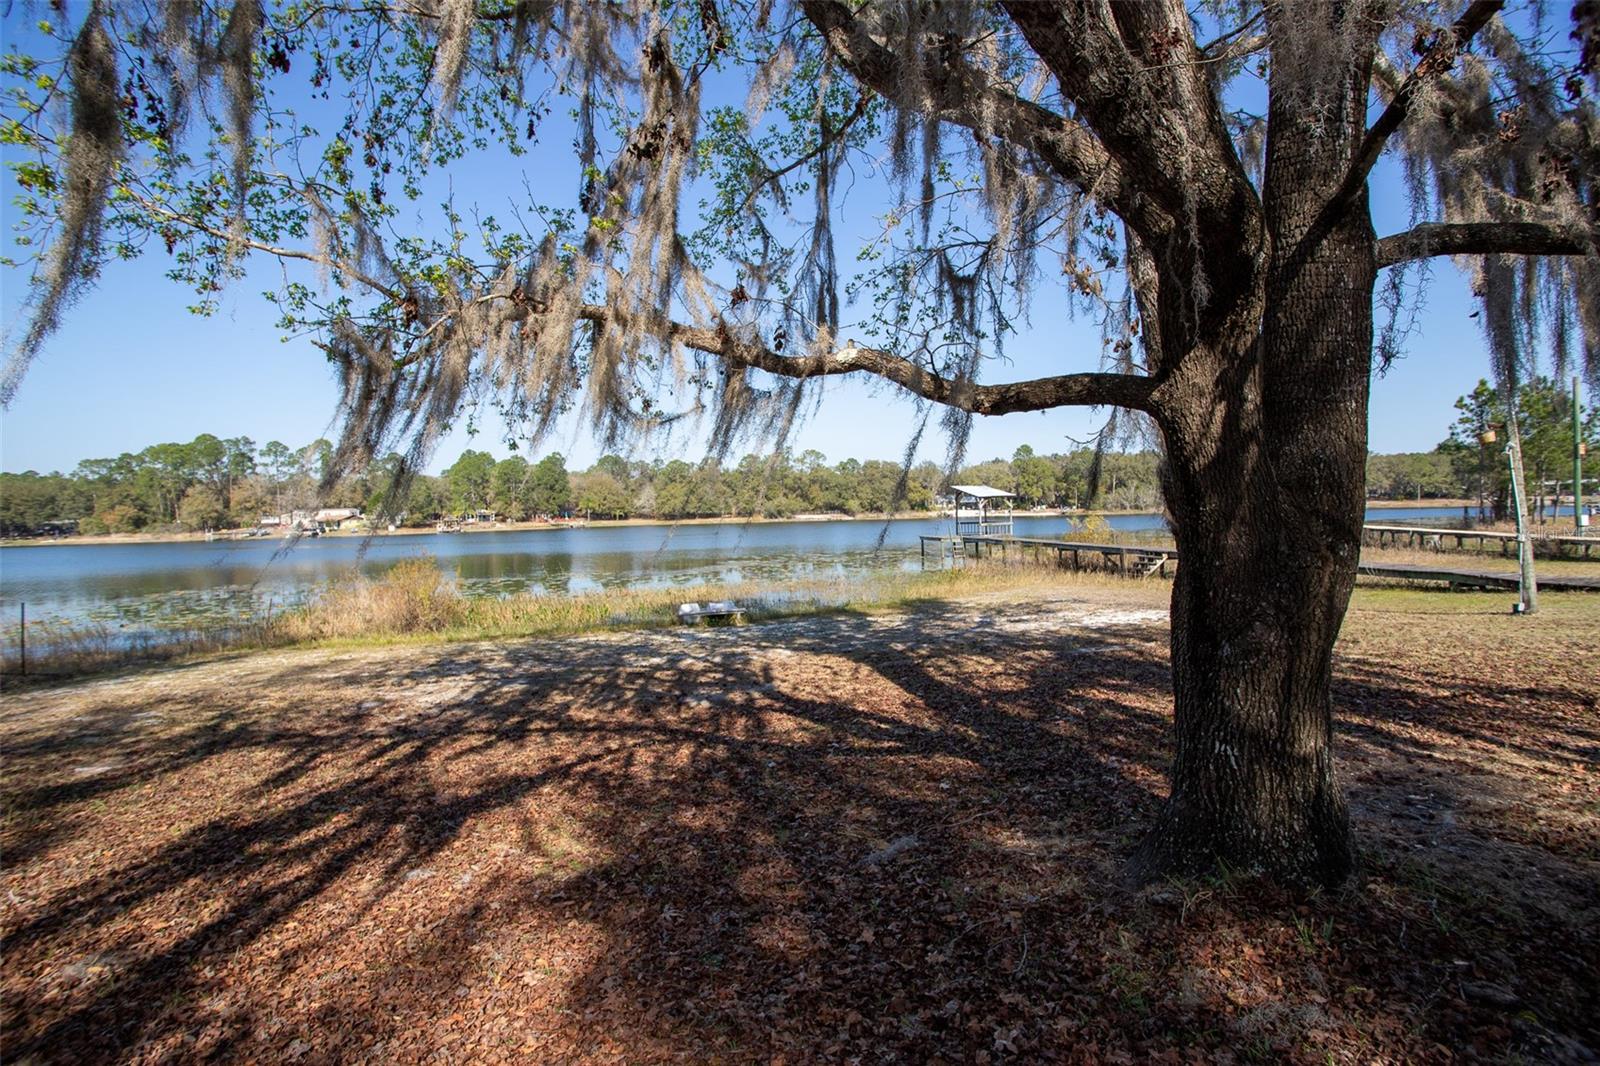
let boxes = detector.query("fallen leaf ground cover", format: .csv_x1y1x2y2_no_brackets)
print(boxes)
2,581,1596,1063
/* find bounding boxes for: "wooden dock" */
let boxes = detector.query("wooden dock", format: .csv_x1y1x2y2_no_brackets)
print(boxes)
924,535,1179,576
1356,562,1600,591
923,534,1600,591
1363,524,1599,558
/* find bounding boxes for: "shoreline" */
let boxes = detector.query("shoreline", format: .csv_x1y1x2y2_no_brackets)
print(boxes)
1,497,1481,549
0,508,1068,548
2,512,952,548
4,542,1594,686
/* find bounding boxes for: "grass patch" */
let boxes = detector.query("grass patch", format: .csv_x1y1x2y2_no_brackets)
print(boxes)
0,616,274,684
276,557,1160,651
1347,583,1600,619
0,557,1127,685
1357,543,1599,577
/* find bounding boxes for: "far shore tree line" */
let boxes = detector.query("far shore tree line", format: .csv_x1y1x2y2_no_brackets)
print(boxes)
2,377,1592,538
1,435,1154,536
1420,377,1599,521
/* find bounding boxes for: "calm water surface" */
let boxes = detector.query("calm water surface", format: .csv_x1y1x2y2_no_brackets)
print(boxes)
0,505,1482,632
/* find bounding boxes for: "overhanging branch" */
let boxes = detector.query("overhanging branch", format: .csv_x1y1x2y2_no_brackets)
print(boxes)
205,191,1157,418
568,305,1158,416
1376,220,1599,266
131,190,405,303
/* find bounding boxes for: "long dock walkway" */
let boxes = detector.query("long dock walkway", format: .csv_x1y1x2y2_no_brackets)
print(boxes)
1356,562,1600,591
1363,523,1599,557
923,534,1600,591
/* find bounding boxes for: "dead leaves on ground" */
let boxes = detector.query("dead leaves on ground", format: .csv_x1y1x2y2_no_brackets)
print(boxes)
2,593,1596,1063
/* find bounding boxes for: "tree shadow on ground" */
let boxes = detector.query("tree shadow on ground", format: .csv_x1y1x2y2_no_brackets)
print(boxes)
2,595,1595,1063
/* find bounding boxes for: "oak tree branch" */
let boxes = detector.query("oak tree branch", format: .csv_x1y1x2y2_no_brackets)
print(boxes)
568,305,1158,416
796,0,1163,240
1376,220,1599,267
1329,0,1502,218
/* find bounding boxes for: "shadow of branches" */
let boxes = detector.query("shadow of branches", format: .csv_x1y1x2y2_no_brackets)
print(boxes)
2,595,1594,1062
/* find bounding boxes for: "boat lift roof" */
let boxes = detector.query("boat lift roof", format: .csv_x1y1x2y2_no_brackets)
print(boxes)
950,484,1016,500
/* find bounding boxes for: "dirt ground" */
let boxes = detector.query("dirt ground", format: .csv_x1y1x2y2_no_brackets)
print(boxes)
2,582,1596,1064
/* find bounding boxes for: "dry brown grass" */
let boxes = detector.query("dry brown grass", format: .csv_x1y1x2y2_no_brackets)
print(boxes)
274,556,467,639
0,618,271,682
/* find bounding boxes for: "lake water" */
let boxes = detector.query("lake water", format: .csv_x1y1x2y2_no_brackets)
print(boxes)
0,505,1491,632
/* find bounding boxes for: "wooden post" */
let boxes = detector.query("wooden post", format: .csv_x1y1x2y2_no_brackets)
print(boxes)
18,602,24,677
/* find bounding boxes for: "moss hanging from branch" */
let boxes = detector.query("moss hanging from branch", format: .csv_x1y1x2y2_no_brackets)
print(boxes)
2,5,120,406
1394,13,1600,391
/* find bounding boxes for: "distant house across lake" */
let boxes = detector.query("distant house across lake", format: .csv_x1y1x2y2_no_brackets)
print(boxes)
259,509,365,534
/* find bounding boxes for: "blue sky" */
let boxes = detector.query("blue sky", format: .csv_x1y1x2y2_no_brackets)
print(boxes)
0,11,1522,476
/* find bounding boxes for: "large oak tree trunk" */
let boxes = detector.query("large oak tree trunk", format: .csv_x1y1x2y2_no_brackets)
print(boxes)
1135,323,1367,885
1135,294,1371,884
1132,22,1377,886
1131,480,1361,884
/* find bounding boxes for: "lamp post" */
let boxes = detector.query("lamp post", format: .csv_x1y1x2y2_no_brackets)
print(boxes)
1576,376,1587,532
1499,404,1537,615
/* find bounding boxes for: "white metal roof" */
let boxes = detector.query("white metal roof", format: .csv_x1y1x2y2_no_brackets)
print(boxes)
950,484,1016,499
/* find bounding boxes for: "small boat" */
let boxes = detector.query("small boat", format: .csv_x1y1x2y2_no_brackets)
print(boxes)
436,520,462,533
677,600,746,625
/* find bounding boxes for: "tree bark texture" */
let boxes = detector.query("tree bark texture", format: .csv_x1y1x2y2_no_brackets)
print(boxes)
1129,13,1379,885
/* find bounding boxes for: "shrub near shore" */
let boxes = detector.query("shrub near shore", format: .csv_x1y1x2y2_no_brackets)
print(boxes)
275,557,1143,644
